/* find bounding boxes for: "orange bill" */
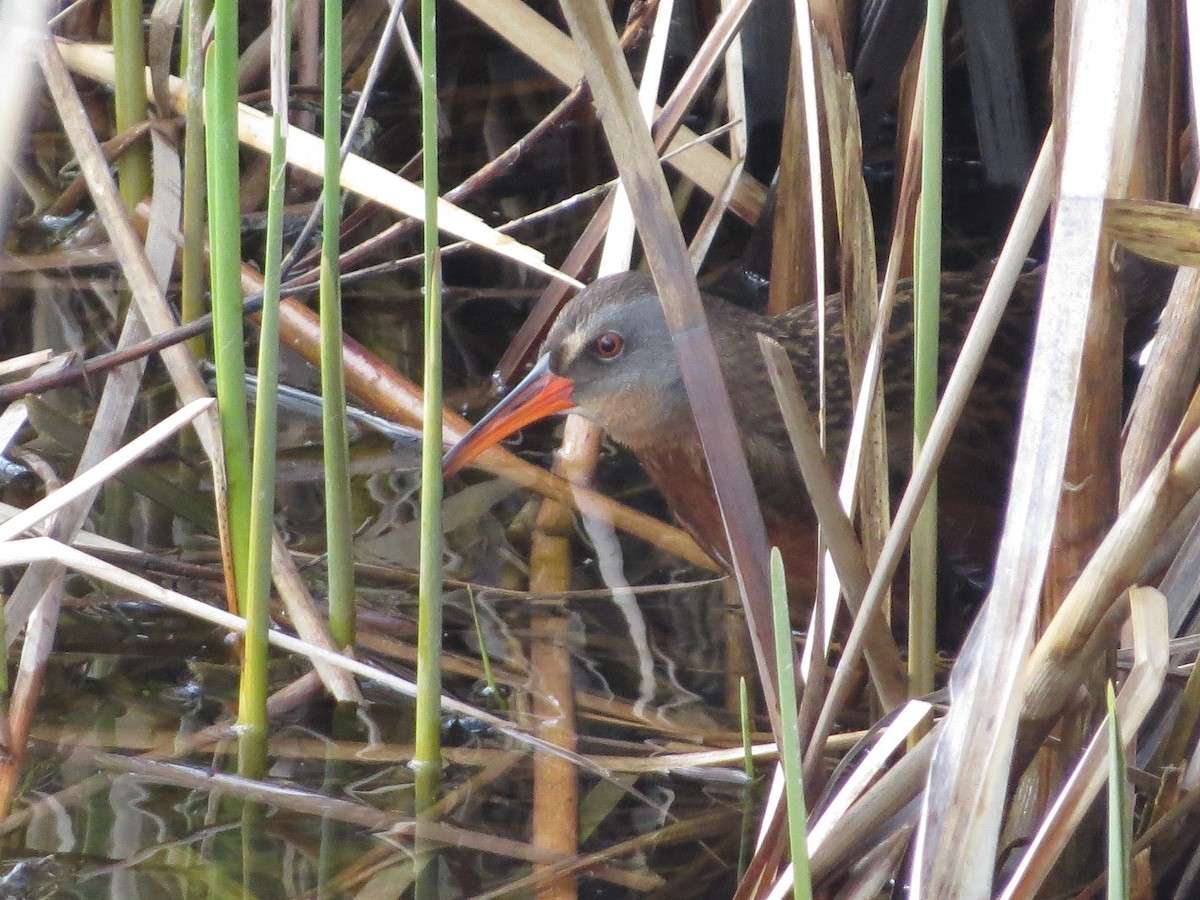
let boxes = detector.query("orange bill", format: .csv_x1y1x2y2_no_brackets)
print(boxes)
443,354,575,477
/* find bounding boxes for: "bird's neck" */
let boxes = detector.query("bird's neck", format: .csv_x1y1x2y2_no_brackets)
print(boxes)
634,437,730,570
635,436,822,601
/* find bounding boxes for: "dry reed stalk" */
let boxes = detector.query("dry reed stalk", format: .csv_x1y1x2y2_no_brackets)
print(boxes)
524,421,598,899
1030,234,1124,893
758,336,907,716
825,42,888,605
769,34,818,319
808,724,938,880
1027,10,1131,857
765,701,933,896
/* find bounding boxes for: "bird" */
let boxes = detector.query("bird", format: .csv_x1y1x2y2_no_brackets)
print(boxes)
443,270,1039,606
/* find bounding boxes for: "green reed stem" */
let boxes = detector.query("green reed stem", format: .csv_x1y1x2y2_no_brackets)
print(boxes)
239,0,291,777
111,0,151,207
740,676,754,782
771,549,812,900
414,0,444,884
910,0,944,702
319,0,356,650
181,0,211,361
737,675,754,881
1106,682,1130,900
467,586,503,711
205,0,251,610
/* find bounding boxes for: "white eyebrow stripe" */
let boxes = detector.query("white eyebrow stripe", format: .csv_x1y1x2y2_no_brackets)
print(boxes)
560,328,586,364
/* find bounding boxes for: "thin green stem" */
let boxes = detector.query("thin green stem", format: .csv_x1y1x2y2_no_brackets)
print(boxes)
111,0,151,207
737,675,754,881
910,0,944,701
205,0,251,612
414,0,443,888
771,549,812,900
319,0,356,650
239,0,291,778
413,0,444,775
1106,682,1130,900
181,0,212,361
467,587,502,711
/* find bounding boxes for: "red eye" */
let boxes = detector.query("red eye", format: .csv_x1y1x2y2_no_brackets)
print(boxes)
593,332,624,359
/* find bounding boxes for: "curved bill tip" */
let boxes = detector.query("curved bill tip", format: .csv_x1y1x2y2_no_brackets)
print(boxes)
443,356,575,477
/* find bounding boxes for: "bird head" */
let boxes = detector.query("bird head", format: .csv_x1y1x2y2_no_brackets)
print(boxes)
443,272,687,476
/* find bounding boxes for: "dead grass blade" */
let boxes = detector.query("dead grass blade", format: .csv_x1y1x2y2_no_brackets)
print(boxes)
828,38,887,629
0,41,226,812
835,825,913,899
690,153,746,270
39,39,219,471
804,134,1052,773
768,33,819,318
599,0,673,272
0,351,56,378
807,700,932,853
146,0,182,117
761,701,932,898
809,724,939,881
687,0,748,272
268,529,362,704
45,40,360,705
799,30,888,665
758,334,906,716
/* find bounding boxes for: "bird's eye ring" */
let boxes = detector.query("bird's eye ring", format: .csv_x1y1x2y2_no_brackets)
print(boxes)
593,332,624,359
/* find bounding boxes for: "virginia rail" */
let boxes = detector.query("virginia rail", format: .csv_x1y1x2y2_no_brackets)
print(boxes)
443,271,1036,599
